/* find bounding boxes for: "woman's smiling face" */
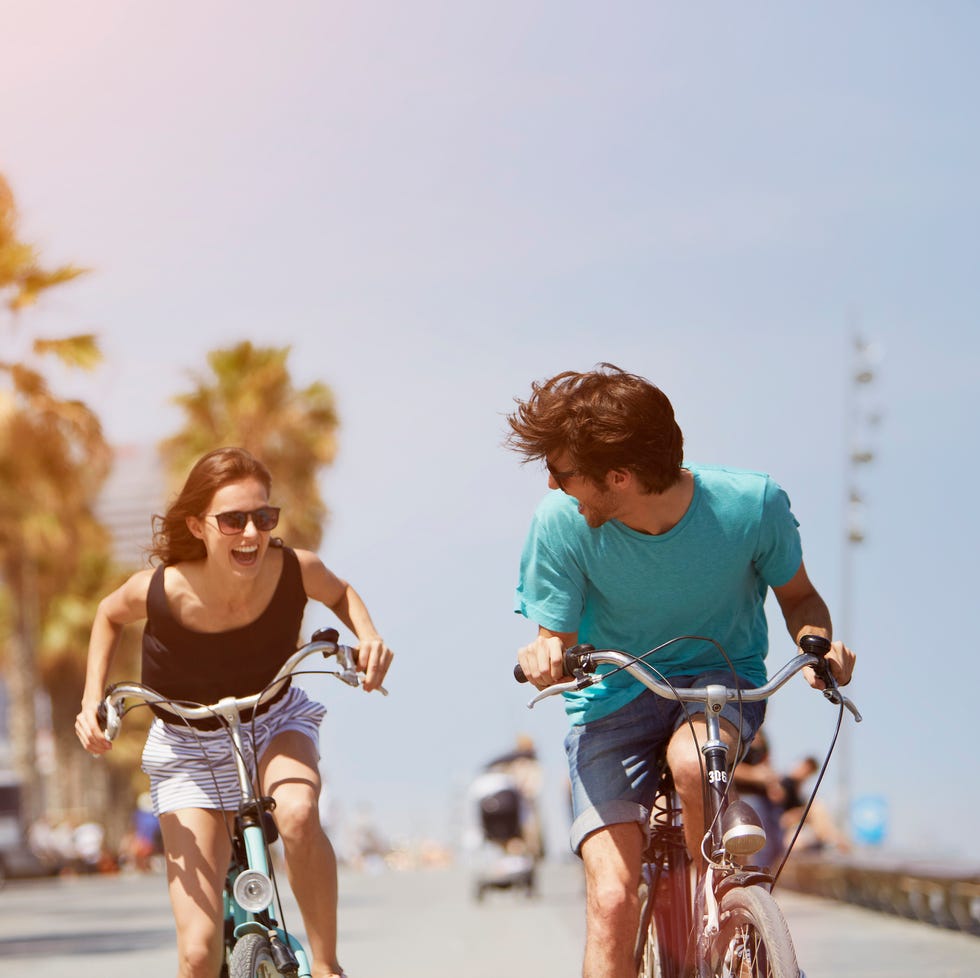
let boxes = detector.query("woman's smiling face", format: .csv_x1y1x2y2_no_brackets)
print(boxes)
189,477,275,573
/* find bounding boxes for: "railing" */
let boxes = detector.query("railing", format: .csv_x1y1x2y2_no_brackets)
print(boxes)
778,852,980,936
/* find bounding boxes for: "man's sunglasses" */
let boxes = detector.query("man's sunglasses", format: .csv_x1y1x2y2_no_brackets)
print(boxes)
546,460,578,491
205,507,281,535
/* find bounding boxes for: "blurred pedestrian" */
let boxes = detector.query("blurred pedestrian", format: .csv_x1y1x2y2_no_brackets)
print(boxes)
732,729,787,869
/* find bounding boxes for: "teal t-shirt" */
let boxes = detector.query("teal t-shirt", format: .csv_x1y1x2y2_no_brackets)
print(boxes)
513,464,803,725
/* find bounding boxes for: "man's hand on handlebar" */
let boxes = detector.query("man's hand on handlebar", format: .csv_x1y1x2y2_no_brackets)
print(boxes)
518,629,576,689
804,638,855,691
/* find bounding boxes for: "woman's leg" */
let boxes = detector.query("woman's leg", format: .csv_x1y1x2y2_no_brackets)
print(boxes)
159,808,233,978
260,730,343,978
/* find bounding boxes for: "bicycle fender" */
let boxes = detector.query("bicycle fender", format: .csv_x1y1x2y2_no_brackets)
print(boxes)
715,870,774,898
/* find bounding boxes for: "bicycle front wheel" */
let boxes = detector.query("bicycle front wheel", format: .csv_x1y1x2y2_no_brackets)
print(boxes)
703,886,799,978
230,933,282,978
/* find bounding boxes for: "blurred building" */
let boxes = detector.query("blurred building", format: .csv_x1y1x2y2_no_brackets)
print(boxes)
0,442,162,833
94,443,166,569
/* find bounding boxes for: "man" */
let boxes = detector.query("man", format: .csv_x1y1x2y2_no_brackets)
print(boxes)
507,364,854,978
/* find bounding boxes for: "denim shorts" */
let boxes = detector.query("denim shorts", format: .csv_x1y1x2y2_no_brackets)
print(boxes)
564,671,766,855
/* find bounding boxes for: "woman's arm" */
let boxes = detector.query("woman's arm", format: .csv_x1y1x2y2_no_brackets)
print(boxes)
296,550,393,692
75,569,153,754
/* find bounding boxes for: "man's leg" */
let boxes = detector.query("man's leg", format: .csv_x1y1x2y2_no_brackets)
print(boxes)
665,718,741,860
565,690,678,977
580,821,646,978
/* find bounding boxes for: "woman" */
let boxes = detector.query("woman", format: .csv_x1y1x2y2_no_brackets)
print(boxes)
75,447,393,978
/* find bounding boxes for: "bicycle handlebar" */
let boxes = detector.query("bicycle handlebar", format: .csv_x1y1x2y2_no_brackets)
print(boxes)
97,627,386,740
515,634,861,721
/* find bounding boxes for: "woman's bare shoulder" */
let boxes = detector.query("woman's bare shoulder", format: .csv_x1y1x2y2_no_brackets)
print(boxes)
293,549,346,600
101,567,156,623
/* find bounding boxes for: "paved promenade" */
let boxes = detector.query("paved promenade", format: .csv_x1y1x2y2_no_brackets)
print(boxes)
2,861,979,977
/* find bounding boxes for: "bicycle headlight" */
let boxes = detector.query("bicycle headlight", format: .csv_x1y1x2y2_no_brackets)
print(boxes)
233,869,274,912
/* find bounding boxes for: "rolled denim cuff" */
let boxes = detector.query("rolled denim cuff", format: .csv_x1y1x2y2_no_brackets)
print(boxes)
570,799,651,856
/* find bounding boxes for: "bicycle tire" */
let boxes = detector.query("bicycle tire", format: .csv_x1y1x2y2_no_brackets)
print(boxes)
229,932,282,978
703,885,799,978
638,906,683,978
636,871,690,978
635,876,657,977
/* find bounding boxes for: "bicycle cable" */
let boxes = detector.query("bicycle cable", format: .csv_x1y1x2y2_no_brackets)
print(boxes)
769,690,845,889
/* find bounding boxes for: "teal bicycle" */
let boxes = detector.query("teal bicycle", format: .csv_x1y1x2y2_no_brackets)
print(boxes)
97,627,382,978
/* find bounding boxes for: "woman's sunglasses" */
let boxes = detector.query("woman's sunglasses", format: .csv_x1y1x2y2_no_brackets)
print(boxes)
205,507,281,535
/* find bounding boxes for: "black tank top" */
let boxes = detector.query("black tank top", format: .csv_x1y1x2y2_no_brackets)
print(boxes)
141,545,307,727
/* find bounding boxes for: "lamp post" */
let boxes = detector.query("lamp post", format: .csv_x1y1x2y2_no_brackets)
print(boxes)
839,333,882,838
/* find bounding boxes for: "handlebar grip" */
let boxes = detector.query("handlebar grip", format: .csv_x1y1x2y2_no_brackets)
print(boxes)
800,634,831,657
96,698,121,741
312,626,340,645
800,634,839,691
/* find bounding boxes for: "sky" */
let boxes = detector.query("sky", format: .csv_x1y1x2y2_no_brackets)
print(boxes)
3,2,979,863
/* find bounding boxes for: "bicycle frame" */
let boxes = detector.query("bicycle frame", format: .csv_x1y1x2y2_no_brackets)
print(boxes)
636,689,774,978
638,769,692,978
217,699,311,977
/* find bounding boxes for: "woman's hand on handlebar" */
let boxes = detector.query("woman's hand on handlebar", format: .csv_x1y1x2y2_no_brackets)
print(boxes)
518,629,576,689
356,635,394,692
75,701,112,757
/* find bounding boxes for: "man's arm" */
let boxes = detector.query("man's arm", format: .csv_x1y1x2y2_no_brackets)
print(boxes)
772,560,855,689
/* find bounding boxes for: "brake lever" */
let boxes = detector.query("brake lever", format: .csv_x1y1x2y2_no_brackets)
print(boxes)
825,689,862,722
326,668,361,689
526,675,594,708
97,698,122,740
818,671,863,722
320,668,388,696
323,645,389,696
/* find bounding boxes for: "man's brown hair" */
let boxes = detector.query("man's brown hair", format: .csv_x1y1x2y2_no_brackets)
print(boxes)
506,363,684,494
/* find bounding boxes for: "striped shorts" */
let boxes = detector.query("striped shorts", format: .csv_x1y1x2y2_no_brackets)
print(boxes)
141,686,327,816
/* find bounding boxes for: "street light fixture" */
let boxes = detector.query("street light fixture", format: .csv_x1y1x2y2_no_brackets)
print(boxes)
839,333,883,839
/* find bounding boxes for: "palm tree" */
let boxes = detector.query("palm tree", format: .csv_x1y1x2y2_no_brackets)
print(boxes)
39,546,144,841
0,173,111,825
160,341,339,551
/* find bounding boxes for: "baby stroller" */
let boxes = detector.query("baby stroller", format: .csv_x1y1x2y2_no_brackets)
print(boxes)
468,770,536,901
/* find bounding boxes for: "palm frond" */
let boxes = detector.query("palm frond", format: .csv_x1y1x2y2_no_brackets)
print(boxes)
33,333,102,370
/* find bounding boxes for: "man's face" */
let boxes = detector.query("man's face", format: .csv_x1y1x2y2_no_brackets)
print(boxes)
545,453,618,528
